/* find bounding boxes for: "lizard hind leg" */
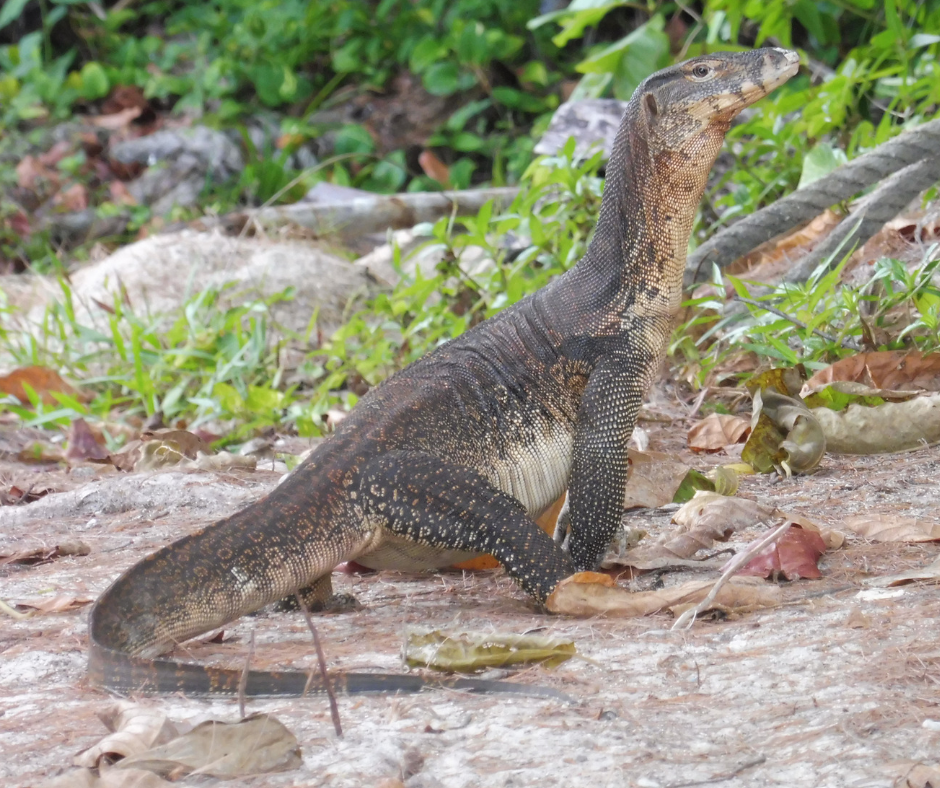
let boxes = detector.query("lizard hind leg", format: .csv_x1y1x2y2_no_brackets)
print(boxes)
360,450,575,604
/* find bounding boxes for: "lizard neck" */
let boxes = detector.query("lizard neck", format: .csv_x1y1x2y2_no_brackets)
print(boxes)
545,98,728,352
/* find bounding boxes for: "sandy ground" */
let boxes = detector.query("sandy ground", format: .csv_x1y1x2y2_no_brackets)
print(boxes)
2,414,939,788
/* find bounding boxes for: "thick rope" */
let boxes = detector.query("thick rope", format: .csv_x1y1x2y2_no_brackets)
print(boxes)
684,117,940,289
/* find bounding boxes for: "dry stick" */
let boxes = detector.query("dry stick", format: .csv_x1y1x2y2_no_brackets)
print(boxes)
296,594,343,738
671,519,792,631
665,755,767,788
733,295,863,352
684,117,940,288
249,186,520,241
238,629,255,720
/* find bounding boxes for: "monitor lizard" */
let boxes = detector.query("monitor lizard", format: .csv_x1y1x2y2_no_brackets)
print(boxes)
88,48,800,698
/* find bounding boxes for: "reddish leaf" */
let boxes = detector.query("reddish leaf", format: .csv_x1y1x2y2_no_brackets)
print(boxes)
418,150,450,186
735,526,826,580
38,141,74,168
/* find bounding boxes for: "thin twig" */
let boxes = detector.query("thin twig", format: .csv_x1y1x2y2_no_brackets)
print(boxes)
238,630,255,720
296,593,343,738
672,519,792,631
665,754,767,787
733,295,863,352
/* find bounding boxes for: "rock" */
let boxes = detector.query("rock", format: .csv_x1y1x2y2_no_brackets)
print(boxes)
2,232,384,339
111,126,243,178
534,99,628,160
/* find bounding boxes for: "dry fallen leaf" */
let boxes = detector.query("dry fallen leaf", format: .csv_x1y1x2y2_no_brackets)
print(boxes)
0,366,83,405
863,555,940,588
622,449,691,508
842,515,940,543
0,539,90,566
115,714,301,779
811,394,940,454
66,418,111,463
687,413,750,452
734,525,827,580
418,149,450,186
75,703,180,769
14,594,93,614
744,389,826,475
404,630,576,672
546,572,779,617
804,350,940,395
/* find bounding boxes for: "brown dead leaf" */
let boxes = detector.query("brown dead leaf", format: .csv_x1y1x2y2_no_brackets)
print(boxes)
896,762,940,788
0,484,53,505
622,449,691,508
811,394,940,454
45,766,173,787
54,182,90,211
418,150,450,186
844,607,871,628
15,594,93,614
15,155,58,191
109,180,137,205
66,418,111,463
115,714,301,778
863,555,940,588
729,209,843,283
546,571,779,617
735,525,827,580
804,350,940,395
91,106,143,130
75,702,180,769
842,515,940,543
0,539,90,566
0,365,83,405
687,413,750,452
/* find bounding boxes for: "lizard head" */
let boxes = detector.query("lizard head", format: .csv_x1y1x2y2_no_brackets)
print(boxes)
635,47,800,158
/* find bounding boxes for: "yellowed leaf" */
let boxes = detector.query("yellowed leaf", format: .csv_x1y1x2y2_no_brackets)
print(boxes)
687,413,750,452
842,515,940,543
812,394,940,454
546,572,779,617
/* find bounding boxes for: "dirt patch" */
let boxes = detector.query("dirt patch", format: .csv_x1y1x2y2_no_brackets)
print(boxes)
2,412,939,787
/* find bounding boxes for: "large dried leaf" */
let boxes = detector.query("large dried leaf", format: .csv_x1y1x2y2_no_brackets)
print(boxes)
687,413,750,452
842,515,940,543
115,714,301,778
743,389,826,475
66,418,111,463
863,555,940,587
13,594,92,614
735,526,827,580
404,630,576,672
546,572,779,617
622,449,692,508
0,539,89,566
811,394,940,454
803,350,940,394
75,703,180,768
0,366,82,405
45,767,173,787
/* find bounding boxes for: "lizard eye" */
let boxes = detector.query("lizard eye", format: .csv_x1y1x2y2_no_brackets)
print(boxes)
691,64,712,79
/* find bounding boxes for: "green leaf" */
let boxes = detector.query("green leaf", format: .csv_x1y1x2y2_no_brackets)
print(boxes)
550,1,626,47
798,143,848,189
78,62,110,100
576,17,669,98
423,62,460,96
492,86,547,113
333,124,375,155
0,0,30,32
410,37,447,73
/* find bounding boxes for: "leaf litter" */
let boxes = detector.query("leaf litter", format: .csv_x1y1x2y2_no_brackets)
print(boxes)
2,393,940,787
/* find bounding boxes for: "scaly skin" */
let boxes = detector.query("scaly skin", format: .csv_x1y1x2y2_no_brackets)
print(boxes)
89,48,800,698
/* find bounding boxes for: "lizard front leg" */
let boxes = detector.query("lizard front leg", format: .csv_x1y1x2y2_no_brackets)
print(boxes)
566,355,645,571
